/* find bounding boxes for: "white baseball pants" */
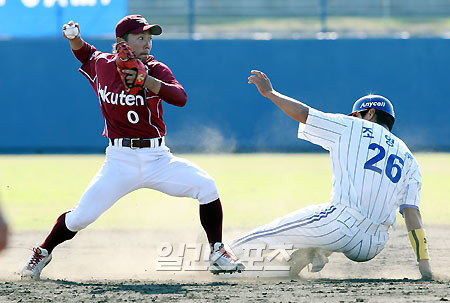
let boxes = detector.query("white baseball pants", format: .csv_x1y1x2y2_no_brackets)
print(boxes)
65,144,219,231
230,203,390,262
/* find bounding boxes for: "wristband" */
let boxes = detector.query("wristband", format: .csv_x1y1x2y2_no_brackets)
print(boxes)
408,229,430,261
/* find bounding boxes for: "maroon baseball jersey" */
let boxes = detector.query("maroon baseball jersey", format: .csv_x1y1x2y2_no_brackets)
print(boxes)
73,42,187,139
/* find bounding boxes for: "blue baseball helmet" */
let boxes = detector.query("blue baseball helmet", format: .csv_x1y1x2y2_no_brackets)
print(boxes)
350,94,395,121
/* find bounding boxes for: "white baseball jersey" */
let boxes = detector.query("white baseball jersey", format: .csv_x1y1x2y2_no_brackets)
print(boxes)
298,108,422,226
230,108,421,262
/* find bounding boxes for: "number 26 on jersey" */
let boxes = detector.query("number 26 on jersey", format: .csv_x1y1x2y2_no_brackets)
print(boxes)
364,143,404,183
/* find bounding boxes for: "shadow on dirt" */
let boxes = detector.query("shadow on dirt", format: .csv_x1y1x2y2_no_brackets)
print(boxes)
44,279,233,295
315,278,420,283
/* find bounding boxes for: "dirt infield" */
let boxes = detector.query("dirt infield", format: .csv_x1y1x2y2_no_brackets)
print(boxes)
0,226,449,302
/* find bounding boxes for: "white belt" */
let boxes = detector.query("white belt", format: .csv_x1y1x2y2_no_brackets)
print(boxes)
345,207,390,235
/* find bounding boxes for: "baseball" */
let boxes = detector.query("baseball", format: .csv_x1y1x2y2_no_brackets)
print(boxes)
64,25,79,39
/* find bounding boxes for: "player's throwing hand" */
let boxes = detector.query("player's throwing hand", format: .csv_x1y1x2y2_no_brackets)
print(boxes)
62,20,80,40
248,70,274,98
62,20,84,51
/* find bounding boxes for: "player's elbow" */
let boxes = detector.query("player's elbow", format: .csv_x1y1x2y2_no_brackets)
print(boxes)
160,83,187,107
177,93,188,107
164,95,187,107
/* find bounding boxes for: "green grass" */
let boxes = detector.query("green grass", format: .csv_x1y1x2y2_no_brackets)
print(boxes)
1,153,449,231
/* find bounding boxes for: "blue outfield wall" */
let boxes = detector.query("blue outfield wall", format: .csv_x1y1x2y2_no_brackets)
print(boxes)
1,38,449,153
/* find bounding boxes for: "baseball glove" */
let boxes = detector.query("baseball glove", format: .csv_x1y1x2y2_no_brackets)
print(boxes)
115,42,147,94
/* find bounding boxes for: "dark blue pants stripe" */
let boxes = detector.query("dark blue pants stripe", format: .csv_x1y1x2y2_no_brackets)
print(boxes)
232,205,337,247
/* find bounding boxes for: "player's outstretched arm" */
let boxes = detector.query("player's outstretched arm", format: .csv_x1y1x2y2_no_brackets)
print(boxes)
248,70,309,123
403,207,432,280
62,20,84,51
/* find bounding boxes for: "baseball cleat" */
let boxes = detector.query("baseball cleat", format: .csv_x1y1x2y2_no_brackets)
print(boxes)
288,248,314,277
310,249,329,273
209,242,245,275
21,246,52,280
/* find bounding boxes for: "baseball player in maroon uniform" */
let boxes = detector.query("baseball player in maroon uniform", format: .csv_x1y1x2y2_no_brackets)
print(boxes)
21,15,244,279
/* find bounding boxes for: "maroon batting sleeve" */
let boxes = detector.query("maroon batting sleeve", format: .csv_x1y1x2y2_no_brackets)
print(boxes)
159,82,188,107
149,61,187,107
72,41,95,64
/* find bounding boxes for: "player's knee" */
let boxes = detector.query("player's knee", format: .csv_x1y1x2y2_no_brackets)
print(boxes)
344,250,377,262
197,178,219,205
65,210,99,232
